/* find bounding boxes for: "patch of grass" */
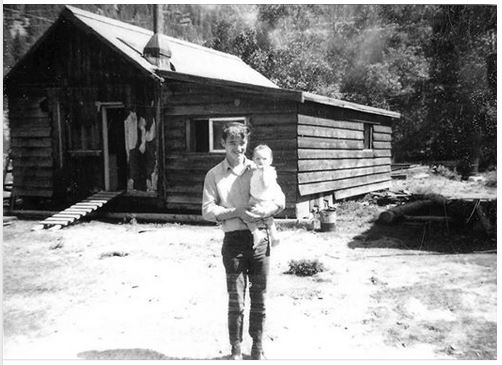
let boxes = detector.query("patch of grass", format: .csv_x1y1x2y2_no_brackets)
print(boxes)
336,200,380,222
286,259,326,277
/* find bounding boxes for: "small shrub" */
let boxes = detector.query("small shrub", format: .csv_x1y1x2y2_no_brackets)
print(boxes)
286,259,325,277
432,164,460,180
485,171,497,187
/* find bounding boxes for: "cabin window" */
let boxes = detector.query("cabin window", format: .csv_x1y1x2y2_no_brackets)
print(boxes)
187,117,246,153
363,123,374,150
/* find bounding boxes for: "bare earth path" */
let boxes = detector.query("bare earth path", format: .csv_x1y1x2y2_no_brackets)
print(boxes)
3,214,496,360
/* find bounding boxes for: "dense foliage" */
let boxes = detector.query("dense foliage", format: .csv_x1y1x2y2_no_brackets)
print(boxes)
3,4,496,171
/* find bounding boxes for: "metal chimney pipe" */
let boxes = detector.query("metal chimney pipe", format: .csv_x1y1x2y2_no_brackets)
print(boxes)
153,4,163,34
143,4,171,68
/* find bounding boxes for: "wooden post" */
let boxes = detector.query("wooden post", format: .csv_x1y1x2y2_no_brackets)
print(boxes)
101,107,110,191
155,82,163,198
295,200,310,219
56,102,63,168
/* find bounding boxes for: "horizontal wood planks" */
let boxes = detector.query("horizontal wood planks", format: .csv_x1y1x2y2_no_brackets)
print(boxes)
334,180,392,200
162,82,298,211
298,165,390,184
298,149,391,159
12,188,53,197
299,157,391,171
297,113,393,199
9,95,54,197
299,173,390,196
165,98,297,116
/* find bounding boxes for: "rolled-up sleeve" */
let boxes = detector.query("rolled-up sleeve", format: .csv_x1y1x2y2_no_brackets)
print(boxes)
202,169,231,222
202,170,218,222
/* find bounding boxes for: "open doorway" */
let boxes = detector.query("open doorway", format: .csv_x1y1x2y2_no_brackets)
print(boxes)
103,107,127,191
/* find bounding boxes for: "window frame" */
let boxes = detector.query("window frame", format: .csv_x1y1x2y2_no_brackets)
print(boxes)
188,116,248,153
363,123,374,150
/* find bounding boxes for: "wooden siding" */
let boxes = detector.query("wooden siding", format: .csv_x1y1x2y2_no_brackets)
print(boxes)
6,20,159,202
9,93,54,197
297,109,393,199
162,82,298,216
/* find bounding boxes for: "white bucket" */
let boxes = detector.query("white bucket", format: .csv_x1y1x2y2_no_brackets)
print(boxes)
319,208,337,232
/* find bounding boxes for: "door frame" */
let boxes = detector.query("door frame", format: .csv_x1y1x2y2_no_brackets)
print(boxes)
98,102,124,191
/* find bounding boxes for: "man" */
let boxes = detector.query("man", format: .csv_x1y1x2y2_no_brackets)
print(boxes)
202,122,285,360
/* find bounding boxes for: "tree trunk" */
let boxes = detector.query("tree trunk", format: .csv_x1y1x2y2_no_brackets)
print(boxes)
470,125,481,175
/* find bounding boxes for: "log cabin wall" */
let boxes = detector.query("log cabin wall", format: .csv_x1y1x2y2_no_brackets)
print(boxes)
8,89,54,198
5,19,158,203
297,101,393,209
162,81,298,217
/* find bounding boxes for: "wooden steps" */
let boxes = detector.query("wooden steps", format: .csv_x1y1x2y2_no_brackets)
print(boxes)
35,191,123,230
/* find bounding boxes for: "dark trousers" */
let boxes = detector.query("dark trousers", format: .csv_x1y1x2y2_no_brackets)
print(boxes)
222,230,270,347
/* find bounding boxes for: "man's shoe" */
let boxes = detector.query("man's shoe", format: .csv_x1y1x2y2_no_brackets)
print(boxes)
229,344,242,360
229,353,243,360
250,348,266,360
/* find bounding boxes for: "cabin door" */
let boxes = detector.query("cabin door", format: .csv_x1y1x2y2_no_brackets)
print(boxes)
101,106,127,191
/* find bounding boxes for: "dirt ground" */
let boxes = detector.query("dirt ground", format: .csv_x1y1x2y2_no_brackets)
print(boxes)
2,169,497,360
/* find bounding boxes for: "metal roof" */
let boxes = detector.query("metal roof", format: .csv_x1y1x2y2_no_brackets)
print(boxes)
65,6,278,88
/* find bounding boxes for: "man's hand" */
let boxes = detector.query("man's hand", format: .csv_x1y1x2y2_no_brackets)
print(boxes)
249,205,270,217
249,203,282,219
213,206,248,222
240,209,263,223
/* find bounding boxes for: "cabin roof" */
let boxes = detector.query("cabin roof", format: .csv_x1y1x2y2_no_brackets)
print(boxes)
6,5,400,119
65,6,278,88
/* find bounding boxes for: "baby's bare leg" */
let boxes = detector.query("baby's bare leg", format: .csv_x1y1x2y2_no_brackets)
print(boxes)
265,217,280,247
247,221,266,248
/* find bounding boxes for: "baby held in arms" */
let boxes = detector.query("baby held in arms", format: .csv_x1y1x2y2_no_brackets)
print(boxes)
247,144,283,247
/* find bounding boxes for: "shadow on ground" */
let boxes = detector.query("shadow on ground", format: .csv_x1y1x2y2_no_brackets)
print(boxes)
77,348,257,360
347,219,496,254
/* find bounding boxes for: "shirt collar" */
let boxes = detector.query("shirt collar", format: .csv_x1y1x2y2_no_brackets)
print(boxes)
222,157,254,175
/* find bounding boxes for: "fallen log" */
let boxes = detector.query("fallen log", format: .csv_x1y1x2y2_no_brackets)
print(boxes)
403,215,453,223
378,200,434,224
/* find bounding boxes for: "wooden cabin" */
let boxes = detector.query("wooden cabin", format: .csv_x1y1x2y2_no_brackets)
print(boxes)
4,6,400,218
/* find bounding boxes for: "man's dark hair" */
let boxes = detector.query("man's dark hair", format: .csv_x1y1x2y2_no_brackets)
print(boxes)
222,122,250,141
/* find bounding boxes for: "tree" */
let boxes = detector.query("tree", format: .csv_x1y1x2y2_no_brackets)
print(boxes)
426,5,496,174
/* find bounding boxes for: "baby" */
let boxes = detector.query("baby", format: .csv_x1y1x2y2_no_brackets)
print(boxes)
247,144,283,247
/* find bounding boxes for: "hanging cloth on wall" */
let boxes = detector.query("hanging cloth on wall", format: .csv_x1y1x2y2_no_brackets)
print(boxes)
138,117,156,154
144,118,157,192
145,118,156,142
138,116,147,154
123,111,138,161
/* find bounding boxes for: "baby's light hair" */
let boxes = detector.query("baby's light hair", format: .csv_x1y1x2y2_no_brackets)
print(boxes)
253,144,273,161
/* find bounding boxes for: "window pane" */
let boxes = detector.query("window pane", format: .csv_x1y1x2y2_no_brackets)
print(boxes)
189,120,209,152
212,120,226,151
364,123,373,149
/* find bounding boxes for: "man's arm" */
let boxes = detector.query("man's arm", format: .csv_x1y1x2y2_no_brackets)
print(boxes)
202,170,245,222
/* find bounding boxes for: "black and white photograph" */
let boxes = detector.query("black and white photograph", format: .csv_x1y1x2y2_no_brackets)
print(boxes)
2,2,497,362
